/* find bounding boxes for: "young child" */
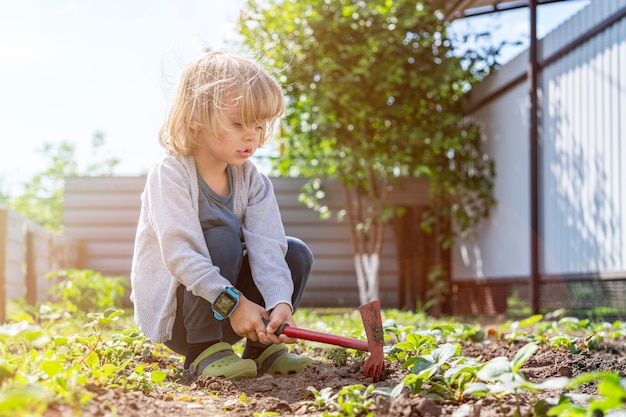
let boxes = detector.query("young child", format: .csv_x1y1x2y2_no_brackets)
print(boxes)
130,51,314,379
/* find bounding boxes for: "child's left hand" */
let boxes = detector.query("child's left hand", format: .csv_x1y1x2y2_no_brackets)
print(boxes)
259,302,298,345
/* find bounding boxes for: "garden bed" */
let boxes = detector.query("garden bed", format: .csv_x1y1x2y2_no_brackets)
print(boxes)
54,333,626,416
4,274,626,417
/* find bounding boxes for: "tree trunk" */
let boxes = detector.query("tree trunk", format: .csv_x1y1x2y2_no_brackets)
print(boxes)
342,179,386,306
354,253,380,304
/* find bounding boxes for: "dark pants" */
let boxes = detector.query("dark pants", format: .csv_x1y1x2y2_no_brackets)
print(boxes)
164,229,312,356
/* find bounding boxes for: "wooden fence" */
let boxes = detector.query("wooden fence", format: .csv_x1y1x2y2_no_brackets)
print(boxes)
1,175,456,316
0,206,82,322
63,176,432,308
1,174,499,316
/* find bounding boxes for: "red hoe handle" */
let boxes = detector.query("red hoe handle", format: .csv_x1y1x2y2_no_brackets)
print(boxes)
271,299,385,382
276,324,370,352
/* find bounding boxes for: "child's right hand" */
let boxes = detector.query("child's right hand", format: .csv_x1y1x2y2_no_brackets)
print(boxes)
228,295,270,342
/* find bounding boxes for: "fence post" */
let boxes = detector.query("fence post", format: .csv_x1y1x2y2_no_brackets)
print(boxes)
25,228,36,306
0,207,7,323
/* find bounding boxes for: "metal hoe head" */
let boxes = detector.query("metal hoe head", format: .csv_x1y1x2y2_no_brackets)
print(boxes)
274,299,385,382
359,299,385,382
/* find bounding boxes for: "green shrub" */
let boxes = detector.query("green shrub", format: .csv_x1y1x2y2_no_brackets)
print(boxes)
47,269,128,313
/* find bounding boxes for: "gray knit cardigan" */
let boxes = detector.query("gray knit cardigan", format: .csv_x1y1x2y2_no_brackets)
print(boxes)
130,153,293,343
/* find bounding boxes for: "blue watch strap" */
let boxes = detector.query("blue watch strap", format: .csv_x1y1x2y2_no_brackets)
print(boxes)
212,287,241,320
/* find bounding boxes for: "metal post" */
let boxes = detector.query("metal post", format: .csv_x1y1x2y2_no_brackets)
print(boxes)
0,207,7,323
529,0,540,314
25,228,36,306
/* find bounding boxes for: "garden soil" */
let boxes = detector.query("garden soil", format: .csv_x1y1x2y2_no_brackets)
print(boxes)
46,335,626,417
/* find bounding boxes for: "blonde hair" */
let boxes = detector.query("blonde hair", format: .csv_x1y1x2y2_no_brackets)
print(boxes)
159,51,285,155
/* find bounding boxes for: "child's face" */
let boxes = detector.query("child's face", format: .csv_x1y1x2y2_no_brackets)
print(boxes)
196,105,265,168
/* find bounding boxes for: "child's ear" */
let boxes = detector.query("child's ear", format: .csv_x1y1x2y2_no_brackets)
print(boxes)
190,121,198,130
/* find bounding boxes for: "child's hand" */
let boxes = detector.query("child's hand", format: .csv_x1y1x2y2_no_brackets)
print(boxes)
229,295,270,342
263,303,297,345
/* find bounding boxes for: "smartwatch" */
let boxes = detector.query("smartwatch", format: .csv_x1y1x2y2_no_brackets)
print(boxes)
212,287,241,320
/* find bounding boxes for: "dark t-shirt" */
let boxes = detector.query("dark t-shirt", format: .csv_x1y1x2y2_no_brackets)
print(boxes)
197,165,241,241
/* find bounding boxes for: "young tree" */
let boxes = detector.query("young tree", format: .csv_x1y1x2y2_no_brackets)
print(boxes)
0,132,119,232
239,0,496,304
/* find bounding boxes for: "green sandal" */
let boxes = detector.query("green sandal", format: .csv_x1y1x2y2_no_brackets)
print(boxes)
188,342,257,379
254,343,314,376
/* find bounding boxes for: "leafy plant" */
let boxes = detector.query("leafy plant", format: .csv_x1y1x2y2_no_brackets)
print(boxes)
0,299,172,417
239,0,497,305
308,384,375,417
463,342,573,416
326,348,349,367
0,310,110,414
546,371,626,417
507,291,532,317
47,269,128,313
2,299,626,416
400,342,481,401
425,264,450,315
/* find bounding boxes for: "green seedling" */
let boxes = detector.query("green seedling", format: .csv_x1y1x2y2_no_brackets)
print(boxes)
3,294,626,416
548,335,581,352
464,342,573,417
443,357,484,401
498,314,544,344
399,342,479,401
326,348,349,367
393,329,441,354
546,371,626,417
556,316,592,333
308,384,375,417
449,323,486,344
463,342,553,416
47,269,128,314
307,386,337,412
382,319,414,344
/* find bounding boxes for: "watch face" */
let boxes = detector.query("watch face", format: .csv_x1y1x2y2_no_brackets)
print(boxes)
214,292,237,316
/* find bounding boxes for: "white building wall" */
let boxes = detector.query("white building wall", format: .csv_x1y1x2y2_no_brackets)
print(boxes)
542,7,626,275
454,80,531,280
453,0,626,280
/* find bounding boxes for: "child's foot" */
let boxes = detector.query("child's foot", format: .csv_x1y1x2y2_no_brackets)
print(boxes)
252,343,313,376
188,342,257,379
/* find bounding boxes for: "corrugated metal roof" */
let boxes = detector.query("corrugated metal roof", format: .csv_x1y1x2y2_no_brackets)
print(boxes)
439,0,569,20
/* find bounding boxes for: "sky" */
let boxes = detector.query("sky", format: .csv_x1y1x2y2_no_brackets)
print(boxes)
0,0,589,197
